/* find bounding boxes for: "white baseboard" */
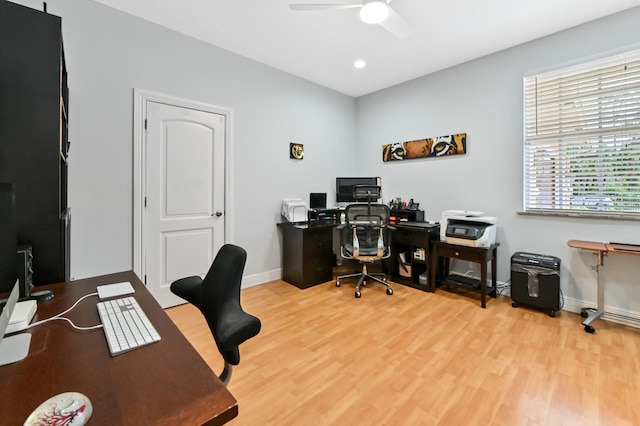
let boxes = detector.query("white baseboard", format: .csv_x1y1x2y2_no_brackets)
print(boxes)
242,268,282,289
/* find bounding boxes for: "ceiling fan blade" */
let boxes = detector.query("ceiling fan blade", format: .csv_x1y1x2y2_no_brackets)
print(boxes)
289,3,362,11
379,6,413,39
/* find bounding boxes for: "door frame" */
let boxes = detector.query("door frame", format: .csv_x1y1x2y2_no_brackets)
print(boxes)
132,89,234,282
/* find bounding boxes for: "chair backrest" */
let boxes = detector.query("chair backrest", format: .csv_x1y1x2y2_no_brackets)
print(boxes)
341,203,391,261
198,244,261,365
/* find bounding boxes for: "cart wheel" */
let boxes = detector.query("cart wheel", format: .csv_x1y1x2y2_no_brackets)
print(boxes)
512,301,519,308
580,309,588,318
584,325,595,334
355,291,361,298
549,310,556,318
386,287,393,295
336,281,341,287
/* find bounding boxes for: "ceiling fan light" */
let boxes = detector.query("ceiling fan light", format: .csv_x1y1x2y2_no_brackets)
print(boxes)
359,1,389,24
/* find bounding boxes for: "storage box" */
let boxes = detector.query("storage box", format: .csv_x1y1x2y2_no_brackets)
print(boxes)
398,252,411,277
399,263,412,278
418,273,428,286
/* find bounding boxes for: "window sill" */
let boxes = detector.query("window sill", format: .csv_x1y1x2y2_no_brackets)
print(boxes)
517,211,640,221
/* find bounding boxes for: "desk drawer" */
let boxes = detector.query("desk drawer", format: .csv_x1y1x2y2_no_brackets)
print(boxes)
303,229,332,256
436,245,484,263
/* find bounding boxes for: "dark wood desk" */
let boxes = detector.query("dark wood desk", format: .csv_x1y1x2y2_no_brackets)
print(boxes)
431,241,499,308
1,271,237,425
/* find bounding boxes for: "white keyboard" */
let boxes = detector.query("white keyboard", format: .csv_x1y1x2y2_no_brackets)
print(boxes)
96,296,161,356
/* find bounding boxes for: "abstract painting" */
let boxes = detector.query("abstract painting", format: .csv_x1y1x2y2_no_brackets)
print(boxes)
382,133,466,162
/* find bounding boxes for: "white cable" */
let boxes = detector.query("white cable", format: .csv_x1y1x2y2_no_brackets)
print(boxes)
28,292,100,330
37,316,104,331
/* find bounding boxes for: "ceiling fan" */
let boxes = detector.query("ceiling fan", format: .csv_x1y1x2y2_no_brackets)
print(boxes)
289,0,413,39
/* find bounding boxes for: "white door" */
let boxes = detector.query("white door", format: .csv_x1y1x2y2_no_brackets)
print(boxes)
144,101,226,307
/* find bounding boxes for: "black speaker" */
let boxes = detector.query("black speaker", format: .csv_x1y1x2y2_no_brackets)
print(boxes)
16,244,33,298
511,252,561,317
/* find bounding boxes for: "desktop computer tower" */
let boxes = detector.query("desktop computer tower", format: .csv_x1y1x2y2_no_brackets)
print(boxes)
511,252,561,317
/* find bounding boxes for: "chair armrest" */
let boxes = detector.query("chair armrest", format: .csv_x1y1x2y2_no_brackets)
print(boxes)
170,275,204,305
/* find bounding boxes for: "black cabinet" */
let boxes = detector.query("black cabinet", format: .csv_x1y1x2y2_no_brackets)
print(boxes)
0,1,69,285
389,223,439,290
278,223,335,288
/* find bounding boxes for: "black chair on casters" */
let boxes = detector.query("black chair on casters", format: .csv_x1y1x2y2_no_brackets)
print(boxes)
170,244,261,386
336,185,395,298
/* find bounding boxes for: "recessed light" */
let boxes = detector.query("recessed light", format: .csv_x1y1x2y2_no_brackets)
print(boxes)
354,60,366,69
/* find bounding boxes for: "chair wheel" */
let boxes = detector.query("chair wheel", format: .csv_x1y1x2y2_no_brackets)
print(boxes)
580,310,588,318
584,325,595,333
386,287,393,295
355,291,361,298
549,310,556,317
336,281,341,287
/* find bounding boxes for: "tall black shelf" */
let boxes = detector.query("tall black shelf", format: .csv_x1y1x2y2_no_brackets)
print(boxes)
0,1,70,285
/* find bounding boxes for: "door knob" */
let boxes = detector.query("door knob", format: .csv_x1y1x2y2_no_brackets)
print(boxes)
214,211,223,217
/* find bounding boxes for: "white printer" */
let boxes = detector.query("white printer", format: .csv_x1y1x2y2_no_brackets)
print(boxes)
440,210,497,248
281,199,308,223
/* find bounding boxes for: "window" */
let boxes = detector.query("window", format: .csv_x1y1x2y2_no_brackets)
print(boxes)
523,50,640,217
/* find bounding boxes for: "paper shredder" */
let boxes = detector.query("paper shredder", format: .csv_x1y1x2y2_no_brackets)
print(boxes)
511,252,561,317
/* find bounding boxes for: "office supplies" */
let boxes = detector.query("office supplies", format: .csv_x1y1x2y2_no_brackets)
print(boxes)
96,281,135,300
2,271,238,425
0,279,31,366
281,199,308,223
96,296,160,356
440,210,497,247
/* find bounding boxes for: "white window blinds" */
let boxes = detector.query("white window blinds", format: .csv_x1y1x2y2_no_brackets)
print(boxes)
523,50,640,217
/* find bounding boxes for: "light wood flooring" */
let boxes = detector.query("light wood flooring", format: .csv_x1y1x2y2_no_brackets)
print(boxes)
165,278,640,426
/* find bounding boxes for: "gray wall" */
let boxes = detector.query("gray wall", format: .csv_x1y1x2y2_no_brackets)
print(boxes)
12,0,357,282
355,7,640,318
8,1,640,319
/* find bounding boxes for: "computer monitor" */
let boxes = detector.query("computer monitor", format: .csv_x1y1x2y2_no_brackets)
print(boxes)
0,183,17,296
309,193,327,209
335,177,378,203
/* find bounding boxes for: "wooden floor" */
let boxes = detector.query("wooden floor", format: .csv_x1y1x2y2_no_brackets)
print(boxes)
166,279,640,426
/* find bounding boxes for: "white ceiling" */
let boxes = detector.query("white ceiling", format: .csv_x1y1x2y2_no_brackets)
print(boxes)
92,0,640,97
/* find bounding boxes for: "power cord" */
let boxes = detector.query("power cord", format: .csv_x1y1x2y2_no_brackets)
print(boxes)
27,292,103,331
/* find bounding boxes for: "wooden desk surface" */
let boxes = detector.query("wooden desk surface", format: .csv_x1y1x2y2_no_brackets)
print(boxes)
568,239,640,256
567,239,607,252
1,271,237,425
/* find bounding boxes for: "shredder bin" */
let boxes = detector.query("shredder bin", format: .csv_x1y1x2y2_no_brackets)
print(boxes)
511,252,561,317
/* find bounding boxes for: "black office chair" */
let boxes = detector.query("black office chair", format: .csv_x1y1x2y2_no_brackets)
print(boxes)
336,185,395,298
170,244,261,386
